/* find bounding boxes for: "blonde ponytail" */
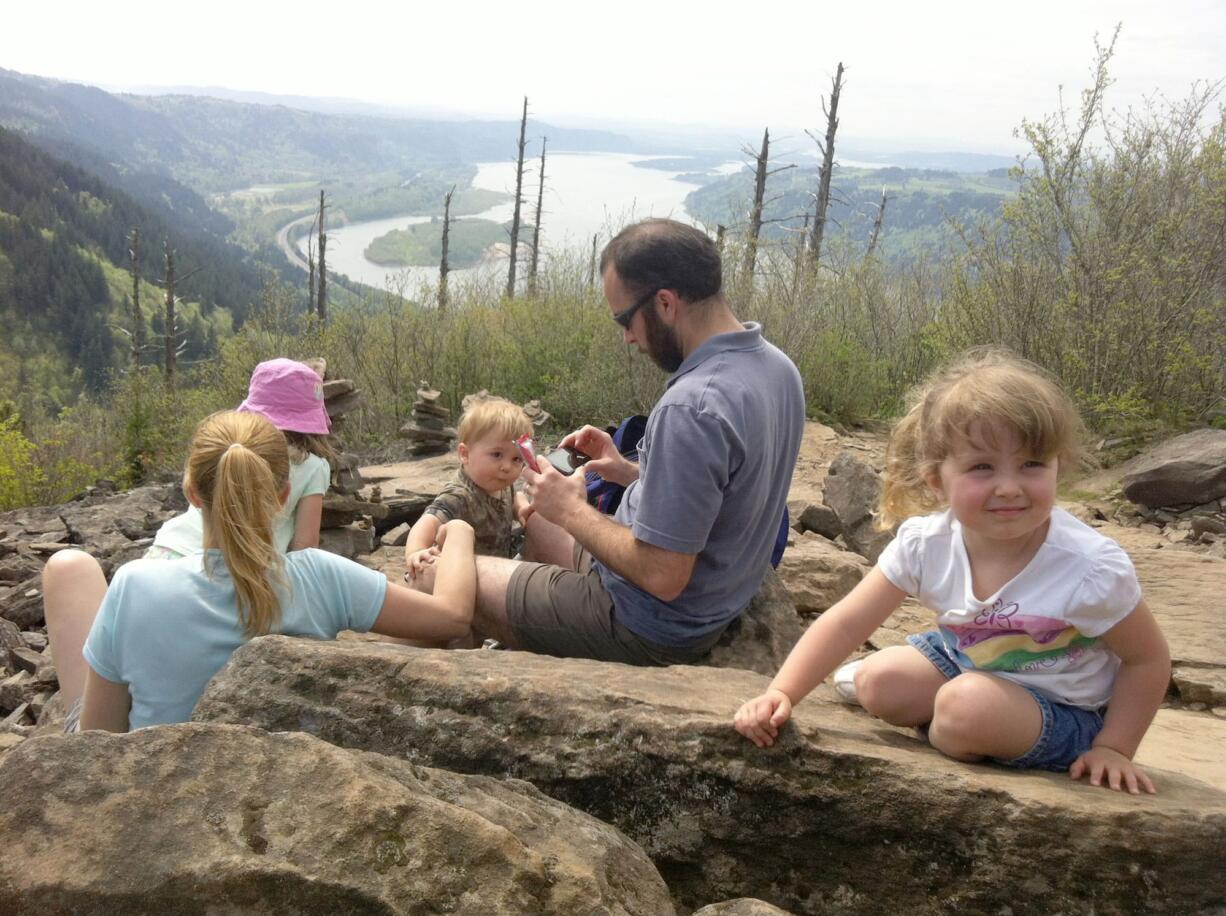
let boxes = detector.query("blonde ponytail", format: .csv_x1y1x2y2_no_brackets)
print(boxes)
187,411,290,636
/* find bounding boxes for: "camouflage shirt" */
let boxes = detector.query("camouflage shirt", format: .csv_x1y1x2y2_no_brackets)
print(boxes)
423,468,516,558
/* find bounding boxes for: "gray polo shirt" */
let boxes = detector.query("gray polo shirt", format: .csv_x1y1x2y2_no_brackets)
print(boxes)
595,322,805,647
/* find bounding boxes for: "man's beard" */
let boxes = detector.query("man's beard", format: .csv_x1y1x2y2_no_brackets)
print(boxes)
643,305,684,372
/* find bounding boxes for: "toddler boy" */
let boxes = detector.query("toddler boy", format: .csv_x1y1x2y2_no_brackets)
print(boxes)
405,396,532,581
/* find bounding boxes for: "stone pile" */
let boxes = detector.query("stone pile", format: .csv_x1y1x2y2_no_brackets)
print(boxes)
399,385,456,456
1114,428,1226,558
313,361,386,559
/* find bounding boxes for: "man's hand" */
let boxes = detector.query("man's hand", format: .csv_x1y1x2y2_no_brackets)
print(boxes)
733,688,793,748
1069,744,1156,795
561,425,639,487
522,459,588,527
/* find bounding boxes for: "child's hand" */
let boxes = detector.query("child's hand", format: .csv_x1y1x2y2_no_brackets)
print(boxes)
1069,745,1156,795
514,491,534,528
405,547,439,581
734,688,793,748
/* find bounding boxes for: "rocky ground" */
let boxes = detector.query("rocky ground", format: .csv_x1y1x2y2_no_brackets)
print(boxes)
1,421,1224,913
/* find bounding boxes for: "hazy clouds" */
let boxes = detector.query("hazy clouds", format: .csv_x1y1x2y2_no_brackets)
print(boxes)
3,0,1222,152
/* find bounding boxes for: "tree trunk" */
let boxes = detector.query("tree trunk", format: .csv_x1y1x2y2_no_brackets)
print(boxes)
307,216,316,309
588,233,599,288
866,188,887,259
438,185,455,312
129,228,143,367
810,62,845,267
792,213,809,300
715,224,726,253
505,95,528,299
163,242,176,386
316,190,327,324
528,136,547,295
744,128,770,283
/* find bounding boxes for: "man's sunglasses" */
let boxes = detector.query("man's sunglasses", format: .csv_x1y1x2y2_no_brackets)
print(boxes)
613,288,659,329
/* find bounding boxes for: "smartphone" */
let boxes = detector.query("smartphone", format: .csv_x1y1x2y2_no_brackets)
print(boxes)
515,433,540,472
545,446,591,476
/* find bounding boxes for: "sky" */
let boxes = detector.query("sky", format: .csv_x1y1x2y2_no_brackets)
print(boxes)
3,0,1222,154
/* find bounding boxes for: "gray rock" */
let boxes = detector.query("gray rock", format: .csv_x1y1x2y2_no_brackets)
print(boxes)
196,638,1226,915
796,503,841,540
821,452,892,562
0,723,674,915
703,569,806,676
318,523,376,559
1121,429,1226,508
693,900,794,915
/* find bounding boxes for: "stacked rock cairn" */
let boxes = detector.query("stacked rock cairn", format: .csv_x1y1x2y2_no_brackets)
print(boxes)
399,384,457,456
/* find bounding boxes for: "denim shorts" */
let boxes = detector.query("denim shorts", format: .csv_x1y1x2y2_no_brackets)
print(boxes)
907,630,1106,772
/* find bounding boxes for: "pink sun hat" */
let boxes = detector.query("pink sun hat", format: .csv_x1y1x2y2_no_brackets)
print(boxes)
237,358,331,435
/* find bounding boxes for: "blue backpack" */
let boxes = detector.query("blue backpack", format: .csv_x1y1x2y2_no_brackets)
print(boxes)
585,415,789,568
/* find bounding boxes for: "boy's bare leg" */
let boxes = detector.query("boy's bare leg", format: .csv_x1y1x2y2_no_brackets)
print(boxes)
521,512,578,569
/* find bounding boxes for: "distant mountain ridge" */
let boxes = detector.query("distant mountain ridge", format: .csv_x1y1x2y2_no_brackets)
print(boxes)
0,68,636,194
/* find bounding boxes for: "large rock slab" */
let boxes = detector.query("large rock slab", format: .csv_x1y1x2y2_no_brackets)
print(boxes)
1107,521,1226,705
1121,428,1226,508
0,723,672,915
196,637,1226,915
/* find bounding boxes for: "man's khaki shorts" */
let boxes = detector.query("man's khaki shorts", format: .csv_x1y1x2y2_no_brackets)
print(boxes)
505,544,726,666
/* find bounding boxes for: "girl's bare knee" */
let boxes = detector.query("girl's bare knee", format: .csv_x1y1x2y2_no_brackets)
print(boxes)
929,675,994,758
42,549,98,589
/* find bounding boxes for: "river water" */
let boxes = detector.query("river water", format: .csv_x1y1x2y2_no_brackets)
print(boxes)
299,151,734,292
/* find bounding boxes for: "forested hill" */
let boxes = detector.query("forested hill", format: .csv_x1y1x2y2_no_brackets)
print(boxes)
686,163,1016,260
0,68,633,194
0,127,248,397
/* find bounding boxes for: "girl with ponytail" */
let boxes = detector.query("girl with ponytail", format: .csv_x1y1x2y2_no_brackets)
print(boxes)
43,410,476,733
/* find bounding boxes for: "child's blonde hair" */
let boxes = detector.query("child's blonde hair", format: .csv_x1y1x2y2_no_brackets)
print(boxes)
457,396,532,446
878,348,1085,528
187,410,289,636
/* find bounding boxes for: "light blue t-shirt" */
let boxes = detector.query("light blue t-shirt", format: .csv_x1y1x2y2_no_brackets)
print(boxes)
152,452,331,556
596,322,805,647
83,548,387,730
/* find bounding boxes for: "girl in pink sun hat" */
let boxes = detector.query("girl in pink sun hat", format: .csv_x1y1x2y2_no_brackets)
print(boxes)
149,359,335,558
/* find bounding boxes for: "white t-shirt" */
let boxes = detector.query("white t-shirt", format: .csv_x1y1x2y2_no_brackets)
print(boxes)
153,453,331,556
83,548,387,729
877,507,1142,709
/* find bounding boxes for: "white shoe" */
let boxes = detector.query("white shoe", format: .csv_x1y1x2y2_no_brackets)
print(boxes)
832,659,864,705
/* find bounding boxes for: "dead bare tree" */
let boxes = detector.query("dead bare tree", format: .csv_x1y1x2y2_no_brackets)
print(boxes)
866,188,888,259
128,229,144,367
438,185,455,312
715,224,726,252
741,128,797,283
588,233,599,287
791,213,810,299
528,136,547,295
316,190,328,323
807,62,846,267
163,242,177,385
307,212,317,309
505,96,529,299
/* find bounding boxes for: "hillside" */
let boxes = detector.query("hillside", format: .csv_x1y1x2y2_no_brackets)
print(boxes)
0,68,635,195
686,163,1016,260
0,127,241,401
